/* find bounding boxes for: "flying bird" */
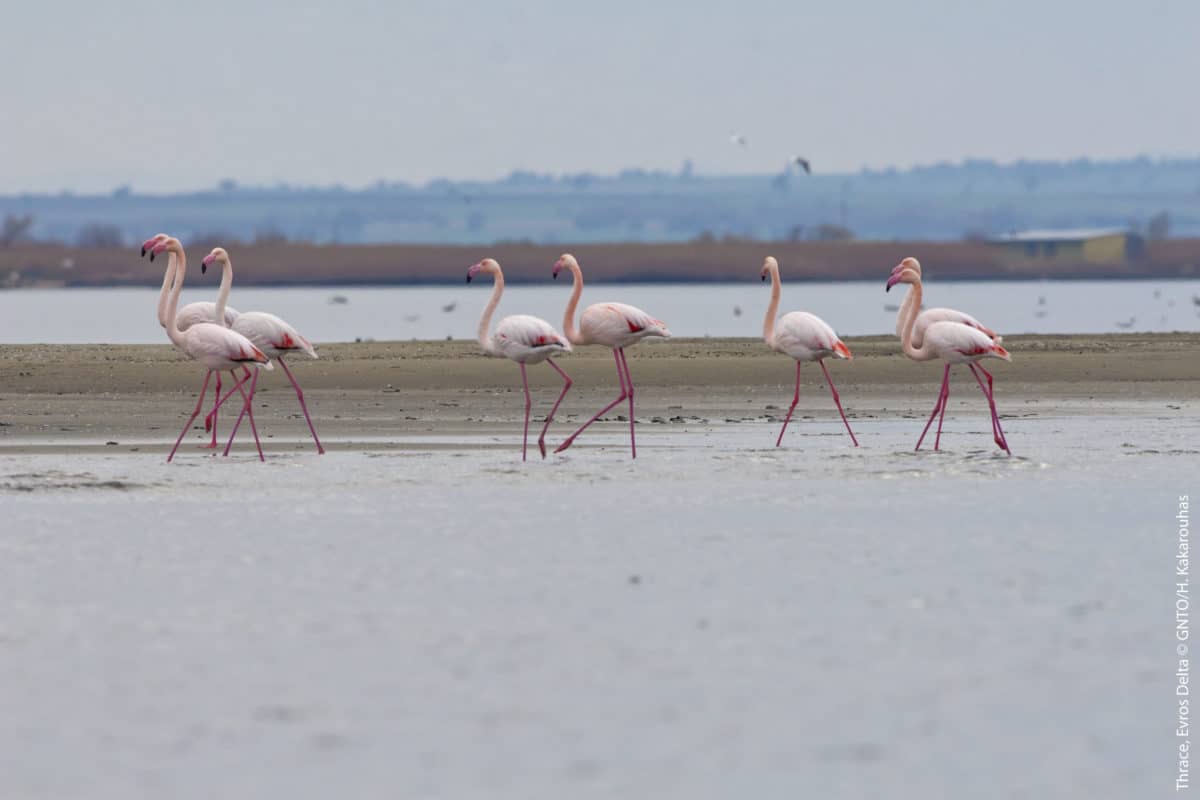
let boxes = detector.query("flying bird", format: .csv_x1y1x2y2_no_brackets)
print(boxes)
791,156,811,174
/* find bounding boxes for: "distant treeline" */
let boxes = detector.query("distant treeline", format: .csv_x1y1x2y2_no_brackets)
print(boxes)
0,156,1198,247
2,239,1198,289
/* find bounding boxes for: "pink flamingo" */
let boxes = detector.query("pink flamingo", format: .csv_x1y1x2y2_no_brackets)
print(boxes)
467,258,573,460
888,257,1000,346
197,247,324,456
552,253,670,458
149,237,272,462
760,256,858,447
887,260,1012,453
143,233,240,449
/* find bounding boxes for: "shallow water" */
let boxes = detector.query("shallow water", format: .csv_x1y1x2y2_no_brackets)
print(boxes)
0,410,1192,798
2,278,1199,343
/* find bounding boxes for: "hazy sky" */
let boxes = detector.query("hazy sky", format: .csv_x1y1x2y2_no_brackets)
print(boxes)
3,0,1197,193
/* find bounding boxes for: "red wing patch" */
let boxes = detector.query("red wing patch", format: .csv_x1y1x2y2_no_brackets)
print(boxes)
626,318,645,333
278,333,294,349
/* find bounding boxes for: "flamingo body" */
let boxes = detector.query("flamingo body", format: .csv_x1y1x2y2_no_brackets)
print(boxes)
770,311,851,362
489,314,572,364
179,322,273,372
923,320,1010,365
577,302,671,349
231,311,318,360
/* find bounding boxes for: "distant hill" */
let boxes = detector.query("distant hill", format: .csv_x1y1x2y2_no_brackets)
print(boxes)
1,156,1199,247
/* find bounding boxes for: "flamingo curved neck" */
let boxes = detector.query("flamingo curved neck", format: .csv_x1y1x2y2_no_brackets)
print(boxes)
762,266,781,346
164,245,188,349
477,269,504,353
561,262,585,345
214,258,233,326
898,281,934,360
156,251,177,327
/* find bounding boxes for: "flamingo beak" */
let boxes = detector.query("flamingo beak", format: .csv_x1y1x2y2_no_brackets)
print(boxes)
466,262,483,283
140,236,161,257
886,273,902,292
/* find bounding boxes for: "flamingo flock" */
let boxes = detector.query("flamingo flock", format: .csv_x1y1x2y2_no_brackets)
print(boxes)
143,238,1014,461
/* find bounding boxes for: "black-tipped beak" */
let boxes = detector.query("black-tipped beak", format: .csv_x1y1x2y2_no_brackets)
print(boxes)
465,275,472,283
149,252,155,262
761,274,766,282
140,246,146,257
201,263,207,275
553,272,558,280
885,282,892,293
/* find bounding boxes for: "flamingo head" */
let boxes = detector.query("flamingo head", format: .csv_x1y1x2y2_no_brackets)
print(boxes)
760,256,779,282
141,233,169,259
889,256,921,279
201,247,229,275
149,236,178,262
552,253,577,279
886,266,920,292
466,257,499,283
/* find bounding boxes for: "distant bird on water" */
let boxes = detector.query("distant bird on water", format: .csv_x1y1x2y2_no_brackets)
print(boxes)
760,257,858,448
442,301,457,313
467,258,572,461
730,132,749,148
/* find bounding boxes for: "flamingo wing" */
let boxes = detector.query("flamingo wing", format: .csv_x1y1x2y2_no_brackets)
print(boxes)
495,315,571,350
233,312,317,358
925,321,1010,362
184,323,273,370
774,311,850,359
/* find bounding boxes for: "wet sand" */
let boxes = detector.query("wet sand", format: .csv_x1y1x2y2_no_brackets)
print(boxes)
1,333,1197,452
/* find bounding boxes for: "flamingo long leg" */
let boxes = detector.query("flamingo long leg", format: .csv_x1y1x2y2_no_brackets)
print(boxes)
223,368,265,461
934,370,950,450
915,364,951,452
536,359,573,459
519,362,531,462
973,364,1005,448
167,370,213,463
617,348,636,459
204,367,253,425
819,359,859,447
969,364,1011,454
775,361,802,447
201,372,222,449
278,356,325,455
554,350,628,455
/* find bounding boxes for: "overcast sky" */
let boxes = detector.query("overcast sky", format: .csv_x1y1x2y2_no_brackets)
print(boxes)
2,0,1197,193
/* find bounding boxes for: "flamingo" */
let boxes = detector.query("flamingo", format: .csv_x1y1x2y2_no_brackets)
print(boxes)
888,257,1000,346
198,247,324,456
887,261,1012,454
760,256,858,447
149,237,272,462
467,258,573,460
142,233,240,449
552,253,670,458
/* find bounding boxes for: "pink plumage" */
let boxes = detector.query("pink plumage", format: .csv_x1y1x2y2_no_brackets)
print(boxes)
468,258,573,460
552,254,669,458
888,257,1012,453
760,257,858,447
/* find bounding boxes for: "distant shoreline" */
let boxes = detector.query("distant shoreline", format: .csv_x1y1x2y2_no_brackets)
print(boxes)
2,239,1198,289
